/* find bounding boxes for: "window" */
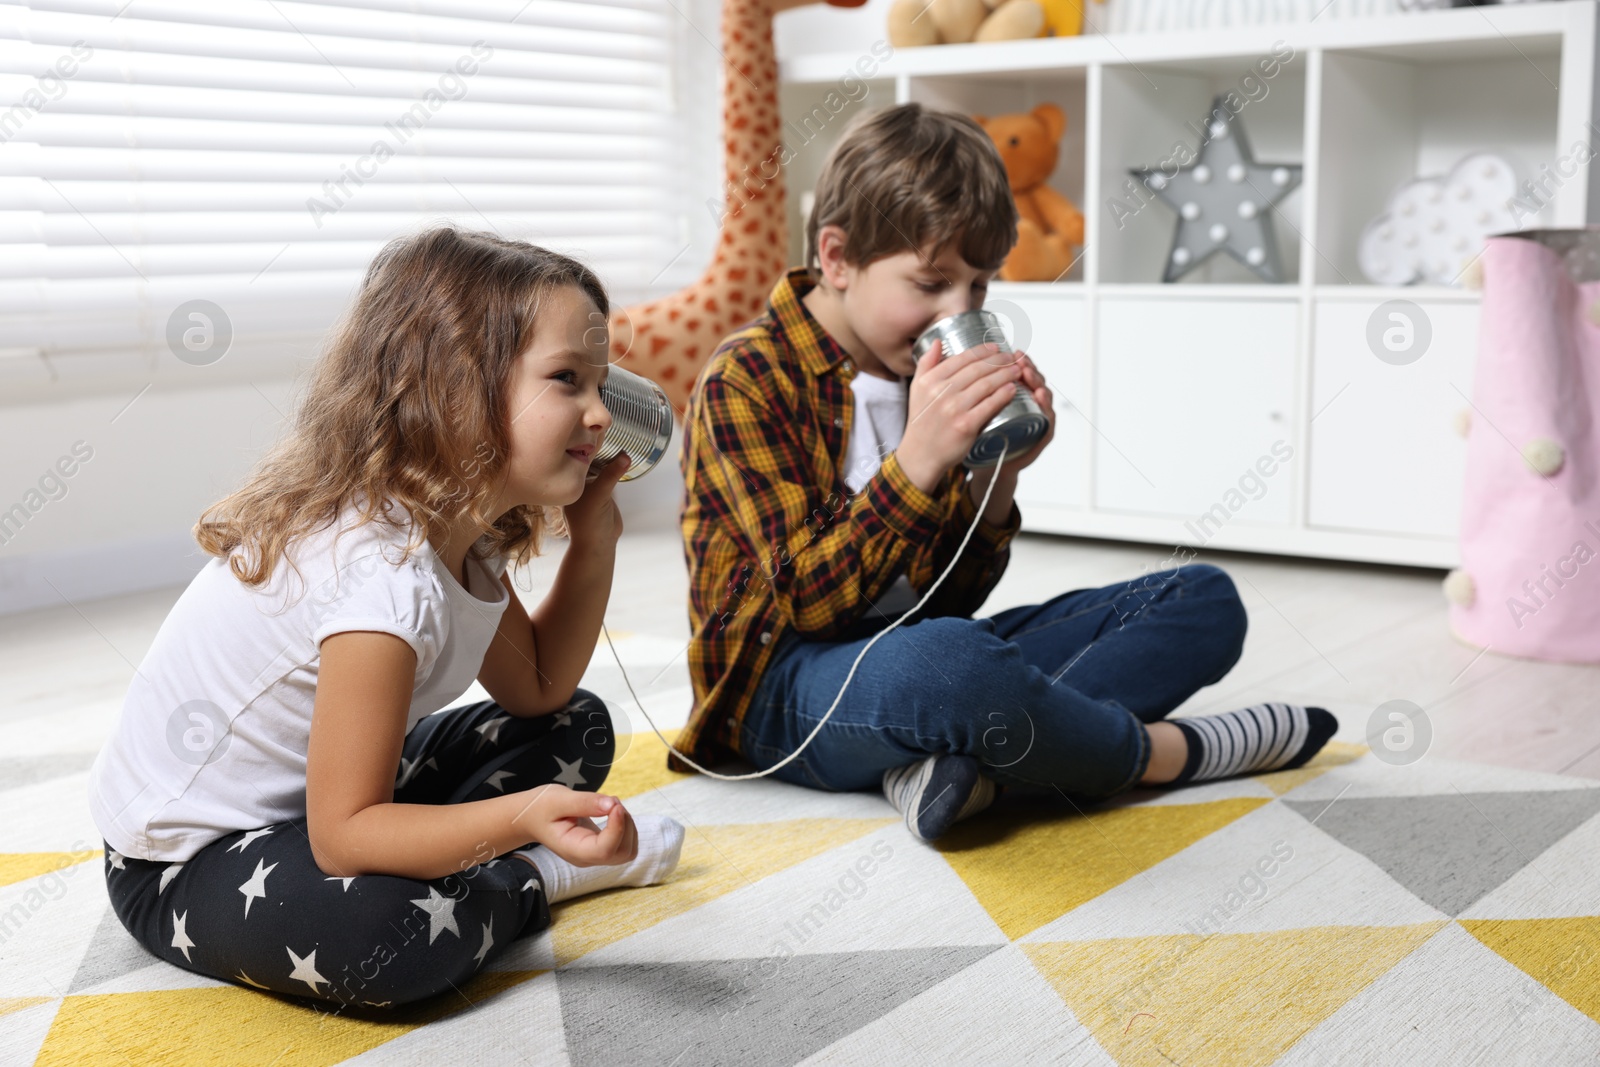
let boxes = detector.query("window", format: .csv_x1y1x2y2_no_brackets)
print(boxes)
0,0,708,384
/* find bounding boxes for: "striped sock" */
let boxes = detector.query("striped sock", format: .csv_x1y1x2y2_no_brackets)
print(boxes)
1171,703,1337,784
882,754,996,842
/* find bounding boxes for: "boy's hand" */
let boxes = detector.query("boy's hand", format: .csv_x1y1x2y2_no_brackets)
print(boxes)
513,784,640,868
899,339,1026,495
563,452,631,549
991,351,1055,478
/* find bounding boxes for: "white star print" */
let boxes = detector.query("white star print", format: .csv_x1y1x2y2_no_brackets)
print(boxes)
106,849,126,870
473,915,495,968
226,828,275,853
474,715,511,751
158,864,184,894
363,1000,392,1008
522,879,541,894
324,876,356,891
550,711,573,729
286,946,328,994
236,970,269,990
484,770,516,792
552,756,586,788
407,886,461,944
396,755,438,788
171,910,195,962
238,858,278,918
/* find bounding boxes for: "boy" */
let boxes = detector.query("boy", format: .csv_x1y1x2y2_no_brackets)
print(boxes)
675,103,1335,842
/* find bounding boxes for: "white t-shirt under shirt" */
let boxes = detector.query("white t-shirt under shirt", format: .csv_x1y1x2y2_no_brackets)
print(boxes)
86,494,512,862
841,370,921,618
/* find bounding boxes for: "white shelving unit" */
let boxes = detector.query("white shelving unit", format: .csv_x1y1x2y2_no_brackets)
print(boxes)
779,1,1600,567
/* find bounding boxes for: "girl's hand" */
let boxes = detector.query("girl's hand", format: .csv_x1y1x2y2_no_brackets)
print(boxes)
512,784,640,867
562,452,631,548
899,340,1024,495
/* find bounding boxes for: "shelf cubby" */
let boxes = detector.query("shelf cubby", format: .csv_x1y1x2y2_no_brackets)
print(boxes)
1098,54,1308,286
907,71,1088,281
1312,37,1563,286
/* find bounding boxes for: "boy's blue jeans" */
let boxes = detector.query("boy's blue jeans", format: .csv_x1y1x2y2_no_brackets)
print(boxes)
739,563,1248,800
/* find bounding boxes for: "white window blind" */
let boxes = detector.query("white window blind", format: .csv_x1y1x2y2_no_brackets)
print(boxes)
0,0,703,382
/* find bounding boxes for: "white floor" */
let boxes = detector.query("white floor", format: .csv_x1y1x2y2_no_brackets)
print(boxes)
3,521,1598,783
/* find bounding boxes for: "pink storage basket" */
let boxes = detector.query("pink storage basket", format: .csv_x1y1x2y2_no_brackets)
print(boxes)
1448,229,1600,662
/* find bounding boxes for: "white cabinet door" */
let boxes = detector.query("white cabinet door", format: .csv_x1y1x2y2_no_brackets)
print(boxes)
1308,298,1476,538
1095,297,1298,526
989,287,1089,512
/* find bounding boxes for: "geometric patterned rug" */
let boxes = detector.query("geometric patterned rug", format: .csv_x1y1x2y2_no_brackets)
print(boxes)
4,733,1600,1065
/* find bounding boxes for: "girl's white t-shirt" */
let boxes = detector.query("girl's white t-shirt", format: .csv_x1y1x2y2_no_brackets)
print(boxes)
87,494,512,862
841,370,920,617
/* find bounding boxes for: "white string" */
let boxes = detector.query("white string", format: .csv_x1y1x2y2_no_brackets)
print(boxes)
600,455,1008,781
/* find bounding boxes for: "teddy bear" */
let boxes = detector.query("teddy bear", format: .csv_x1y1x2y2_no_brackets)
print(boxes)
976,103,1084,282
887,0,1086,48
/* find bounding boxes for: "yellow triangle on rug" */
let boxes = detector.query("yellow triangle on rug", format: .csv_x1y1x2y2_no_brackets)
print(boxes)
0,851,100,891
34,969,545,1067
600,730,695,800
938,798,1269,940
1024,922,1446,1066
1461,917,1600,1025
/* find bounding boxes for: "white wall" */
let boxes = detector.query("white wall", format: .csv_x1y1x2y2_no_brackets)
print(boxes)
0,374,687,614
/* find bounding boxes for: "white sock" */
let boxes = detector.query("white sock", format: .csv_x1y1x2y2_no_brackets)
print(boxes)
512,814,685,903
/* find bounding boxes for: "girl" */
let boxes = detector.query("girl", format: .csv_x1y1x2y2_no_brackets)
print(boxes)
86,226,685,1010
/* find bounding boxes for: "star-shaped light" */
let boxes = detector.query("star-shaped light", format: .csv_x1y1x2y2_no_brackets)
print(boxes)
226,827,275,853
473,715,511,751
552,756,586,788
473,915,496,968
159,864,184,894
238,858,278,918
485,770,516,792
1130,94,1302,283
171,910,196,962
407,886,461,944
287,946,328,994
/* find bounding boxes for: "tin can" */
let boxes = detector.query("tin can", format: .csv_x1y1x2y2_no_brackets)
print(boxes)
592,364,673,481
911,309,1049,468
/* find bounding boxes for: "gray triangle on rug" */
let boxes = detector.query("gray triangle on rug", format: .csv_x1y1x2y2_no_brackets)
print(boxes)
555,945,1002,1067
1283,788,1600,916
67,905,162,994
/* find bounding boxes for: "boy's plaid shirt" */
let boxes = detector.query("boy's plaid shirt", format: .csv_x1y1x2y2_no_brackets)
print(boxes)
672,266,1023,773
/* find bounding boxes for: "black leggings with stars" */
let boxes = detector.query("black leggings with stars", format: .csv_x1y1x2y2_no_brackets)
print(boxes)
100,692,615,1010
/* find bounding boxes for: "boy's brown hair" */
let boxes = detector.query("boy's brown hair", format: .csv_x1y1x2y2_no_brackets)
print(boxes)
805,102,1018,274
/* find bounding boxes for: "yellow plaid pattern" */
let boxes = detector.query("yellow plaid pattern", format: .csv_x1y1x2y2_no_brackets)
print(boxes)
672,267,1023,772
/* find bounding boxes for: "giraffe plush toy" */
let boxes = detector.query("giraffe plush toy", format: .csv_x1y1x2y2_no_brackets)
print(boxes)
608,0,866,414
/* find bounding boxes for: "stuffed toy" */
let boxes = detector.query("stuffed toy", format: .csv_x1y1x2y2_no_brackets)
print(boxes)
888,0,1088,47
976,103,1084,282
